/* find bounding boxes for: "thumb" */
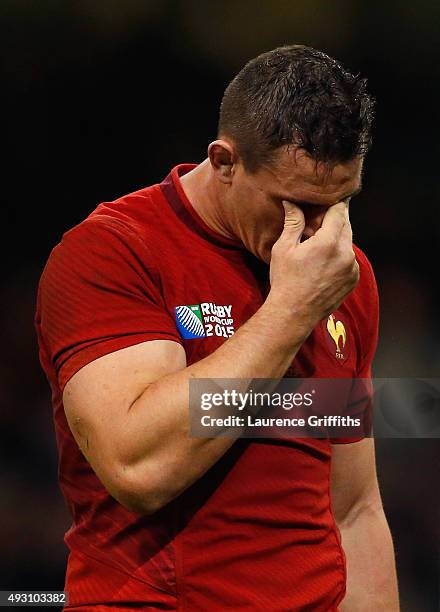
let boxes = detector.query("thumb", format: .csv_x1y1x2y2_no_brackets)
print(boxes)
280,200,305,246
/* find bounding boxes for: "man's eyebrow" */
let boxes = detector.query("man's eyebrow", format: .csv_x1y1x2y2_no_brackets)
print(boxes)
282,184,363,207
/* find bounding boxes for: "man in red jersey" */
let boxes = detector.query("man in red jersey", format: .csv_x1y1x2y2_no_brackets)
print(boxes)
36,45,399,610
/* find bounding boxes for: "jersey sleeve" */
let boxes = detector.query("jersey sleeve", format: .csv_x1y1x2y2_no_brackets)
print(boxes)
37,216,182,391
331,247,379,444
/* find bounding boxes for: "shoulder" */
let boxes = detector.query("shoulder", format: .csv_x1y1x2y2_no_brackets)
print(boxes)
44,184,166,276
353,244,377,292
352,243,379,308
42,217,152,286
348,243,379,347
83,183,165,247
89,183,166,239
38,202,165,311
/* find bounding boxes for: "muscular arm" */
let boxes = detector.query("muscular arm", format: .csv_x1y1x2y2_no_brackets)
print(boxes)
64,300,307,515
63,201,358,515
331,439,399,611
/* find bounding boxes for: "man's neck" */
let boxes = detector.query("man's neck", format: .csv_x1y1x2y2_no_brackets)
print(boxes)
179,160,236,241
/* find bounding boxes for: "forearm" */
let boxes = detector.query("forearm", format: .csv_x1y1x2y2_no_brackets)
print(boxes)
124,298,311,502
338,503,399,611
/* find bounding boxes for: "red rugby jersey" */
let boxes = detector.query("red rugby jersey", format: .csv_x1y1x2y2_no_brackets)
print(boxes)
35,164,379,611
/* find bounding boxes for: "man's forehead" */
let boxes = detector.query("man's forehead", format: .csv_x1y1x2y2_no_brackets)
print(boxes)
267,146,363,202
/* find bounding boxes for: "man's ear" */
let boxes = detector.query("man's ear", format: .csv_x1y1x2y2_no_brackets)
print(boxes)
208,140,238,184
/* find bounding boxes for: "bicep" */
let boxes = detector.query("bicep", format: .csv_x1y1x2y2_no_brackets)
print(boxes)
331,438,382,524
63,339,186,468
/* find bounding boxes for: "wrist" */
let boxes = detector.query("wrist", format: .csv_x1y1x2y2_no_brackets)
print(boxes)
261,291,315,345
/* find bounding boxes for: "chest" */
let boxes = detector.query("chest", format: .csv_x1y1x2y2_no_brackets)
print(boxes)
156,245,362,378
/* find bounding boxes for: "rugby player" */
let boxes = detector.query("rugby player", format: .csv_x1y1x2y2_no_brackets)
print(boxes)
36,45,399,610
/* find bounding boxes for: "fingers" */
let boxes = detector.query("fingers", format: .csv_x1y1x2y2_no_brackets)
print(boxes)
315,201,354,251
339,203,353,248
317,201,347,238
279,201,305,246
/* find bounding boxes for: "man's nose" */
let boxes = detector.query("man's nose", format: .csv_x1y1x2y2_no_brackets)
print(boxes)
307,211,326,232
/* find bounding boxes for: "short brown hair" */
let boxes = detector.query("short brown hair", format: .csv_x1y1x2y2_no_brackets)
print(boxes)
218,45,375,172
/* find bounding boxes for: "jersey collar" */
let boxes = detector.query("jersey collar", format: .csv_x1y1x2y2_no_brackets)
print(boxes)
160,164,244,251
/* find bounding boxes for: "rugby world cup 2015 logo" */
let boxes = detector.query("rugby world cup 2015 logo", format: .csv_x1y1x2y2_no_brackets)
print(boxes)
175,302,235,340
175,305,206,339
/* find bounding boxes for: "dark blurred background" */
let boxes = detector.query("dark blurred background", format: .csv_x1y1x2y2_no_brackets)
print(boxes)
1,1,439,610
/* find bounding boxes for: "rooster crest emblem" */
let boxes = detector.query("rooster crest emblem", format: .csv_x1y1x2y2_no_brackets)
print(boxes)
326,314,347,356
